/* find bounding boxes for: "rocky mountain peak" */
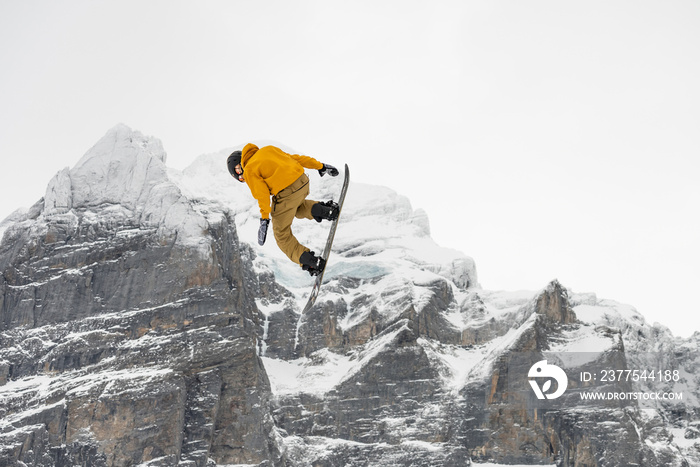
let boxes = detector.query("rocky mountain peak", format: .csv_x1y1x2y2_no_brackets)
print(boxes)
36,125,210,254
45,124,167,212
535,279,578,325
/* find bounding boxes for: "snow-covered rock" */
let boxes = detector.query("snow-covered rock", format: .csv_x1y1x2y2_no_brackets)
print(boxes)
41,124,209,254
0,125,697,467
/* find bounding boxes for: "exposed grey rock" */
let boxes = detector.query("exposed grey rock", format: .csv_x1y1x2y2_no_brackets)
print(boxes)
0,205,283,465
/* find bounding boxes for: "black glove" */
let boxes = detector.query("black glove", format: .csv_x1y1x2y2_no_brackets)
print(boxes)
318,163,339,177
258,218,270,246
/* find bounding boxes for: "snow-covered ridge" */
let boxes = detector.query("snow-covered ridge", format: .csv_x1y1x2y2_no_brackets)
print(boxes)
2,123,478,304
2,124,688,356
5,125,207,253
173,140,479,294
45,123,168,212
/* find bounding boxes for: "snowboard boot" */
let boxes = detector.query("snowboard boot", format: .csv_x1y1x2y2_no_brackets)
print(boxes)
311,200,340,223
299,250,326,276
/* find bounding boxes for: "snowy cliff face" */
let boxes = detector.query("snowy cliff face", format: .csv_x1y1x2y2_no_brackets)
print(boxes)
0,125,698,467
0,126,281,466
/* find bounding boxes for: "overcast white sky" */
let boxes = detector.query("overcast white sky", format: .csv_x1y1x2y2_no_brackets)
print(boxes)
1,0,698,337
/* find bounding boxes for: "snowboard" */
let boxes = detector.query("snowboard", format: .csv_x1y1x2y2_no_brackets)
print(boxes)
301,164,350,314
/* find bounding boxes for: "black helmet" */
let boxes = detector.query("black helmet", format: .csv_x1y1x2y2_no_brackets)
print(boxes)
227,150,244,182
227,150,242,175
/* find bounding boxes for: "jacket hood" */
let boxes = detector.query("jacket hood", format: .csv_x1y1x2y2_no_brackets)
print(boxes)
241,143,259,166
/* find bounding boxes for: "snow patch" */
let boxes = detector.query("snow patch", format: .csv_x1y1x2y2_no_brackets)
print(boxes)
546,323,618,366
262,350,353,397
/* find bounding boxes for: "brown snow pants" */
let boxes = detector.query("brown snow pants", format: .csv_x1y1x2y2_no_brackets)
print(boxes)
271,173,317,265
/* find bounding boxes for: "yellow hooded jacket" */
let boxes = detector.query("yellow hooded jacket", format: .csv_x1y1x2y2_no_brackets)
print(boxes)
241,143,324,219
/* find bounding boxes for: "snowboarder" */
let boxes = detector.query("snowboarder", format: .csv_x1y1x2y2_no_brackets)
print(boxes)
227,143,340,276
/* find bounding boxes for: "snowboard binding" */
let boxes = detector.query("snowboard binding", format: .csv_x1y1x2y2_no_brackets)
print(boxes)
300,250,326,276
311,200,340,223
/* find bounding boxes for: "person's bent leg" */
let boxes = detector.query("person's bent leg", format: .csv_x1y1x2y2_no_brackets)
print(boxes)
271,182,311,264
296,199,317,220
